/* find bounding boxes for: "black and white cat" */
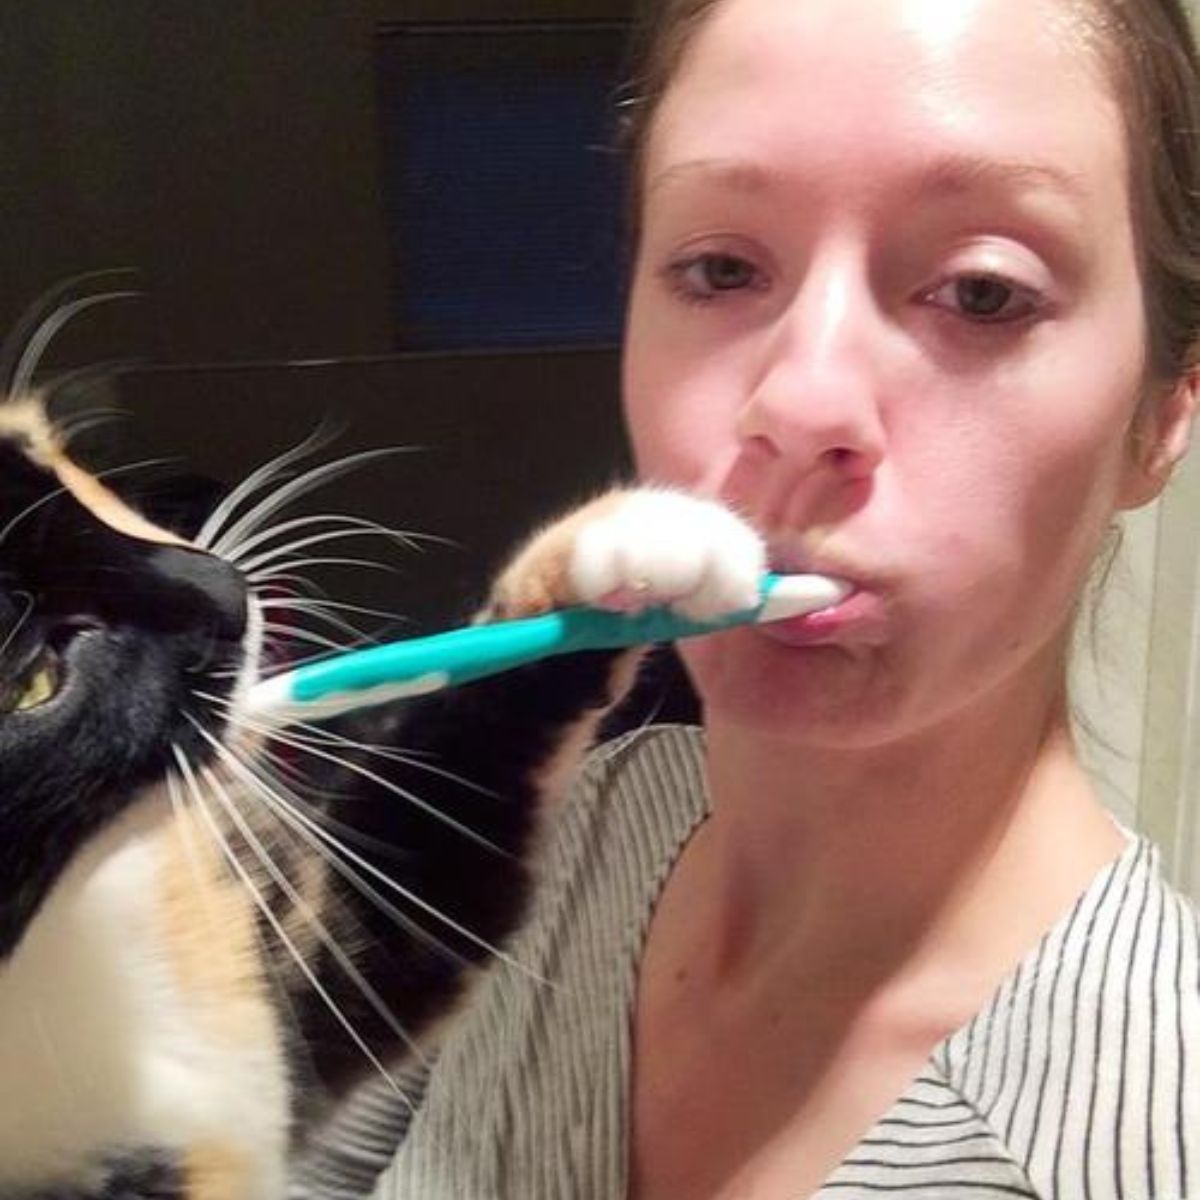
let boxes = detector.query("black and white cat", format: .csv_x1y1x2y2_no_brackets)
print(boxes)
0,385,762,1199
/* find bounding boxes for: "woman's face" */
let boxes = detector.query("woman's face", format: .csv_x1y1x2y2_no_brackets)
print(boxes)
624,0,1168,746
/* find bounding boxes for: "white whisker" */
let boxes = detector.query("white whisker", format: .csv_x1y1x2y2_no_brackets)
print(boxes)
164,763,228,933
193,425,339,552
1,270,134,395
0,591,34,657
0,458,175,550
258,595,414,628
200,759,432,1068
171,744,414,1100
259,622,359,654
237,527,420,580
211,447,419,560
223,513,427,571
197,692,507,851
248,557,398,587
260,603,379,647
187,716,544,985
199,688,501,800
202,737,477,973
54,407,130,448
10,290,140,399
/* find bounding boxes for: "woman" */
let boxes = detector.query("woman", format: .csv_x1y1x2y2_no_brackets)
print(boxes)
369,0,1200,1196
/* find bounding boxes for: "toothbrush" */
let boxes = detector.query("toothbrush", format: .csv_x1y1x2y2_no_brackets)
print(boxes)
246,572,849,727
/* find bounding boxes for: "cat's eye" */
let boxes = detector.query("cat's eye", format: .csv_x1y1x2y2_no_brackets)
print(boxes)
1,648,62,716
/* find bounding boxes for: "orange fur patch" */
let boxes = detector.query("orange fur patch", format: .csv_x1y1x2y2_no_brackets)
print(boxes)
153,817,276,1047
487,491,629,617
184,1141,257,1200
1,393,184,545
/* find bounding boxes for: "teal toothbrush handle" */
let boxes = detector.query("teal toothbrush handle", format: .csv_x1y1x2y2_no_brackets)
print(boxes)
245,572,817,723
286,573,786,705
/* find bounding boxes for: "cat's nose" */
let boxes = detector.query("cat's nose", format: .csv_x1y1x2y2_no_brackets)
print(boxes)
143,543,248,643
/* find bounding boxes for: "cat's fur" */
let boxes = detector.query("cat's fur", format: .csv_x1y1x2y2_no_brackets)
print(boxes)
0,391,762,1200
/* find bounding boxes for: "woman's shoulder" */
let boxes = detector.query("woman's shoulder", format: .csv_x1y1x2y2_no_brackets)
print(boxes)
571,721,708,804
364,724,712,1198
933,836,1199,1198
532,721,710,932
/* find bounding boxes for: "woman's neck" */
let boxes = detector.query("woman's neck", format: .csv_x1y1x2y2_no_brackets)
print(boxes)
694,678,1127,1017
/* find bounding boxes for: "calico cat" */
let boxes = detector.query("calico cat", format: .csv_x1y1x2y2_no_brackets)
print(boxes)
0,387,762,1199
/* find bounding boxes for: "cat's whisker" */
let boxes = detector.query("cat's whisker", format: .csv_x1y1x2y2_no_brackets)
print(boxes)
222,512,428,572
165,760,233,934
187,715,545,986
252,787,478,978
172,744,415,1102
199,734,478,975
193,425,337,552
199,687,493,793
237,527,419,581
194,696,508,854
0,458,176,550
0,591,35,657
259,621,360,654
8,288,140,400
264,714,502,802
244,571,326,599
239,745,379,835
198,758,434,1072
258,594,404,620
198,691,506,820
257,600,381,648
210,447,419,560
53,406,131,449
211,728,440,867
248,555,398,584
0,270,138,397
257,596,414,639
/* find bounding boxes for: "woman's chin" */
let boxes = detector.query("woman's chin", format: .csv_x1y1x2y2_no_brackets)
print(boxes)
681,628,901,748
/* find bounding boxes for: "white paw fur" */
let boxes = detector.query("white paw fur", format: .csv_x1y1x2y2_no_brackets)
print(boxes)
569,490,765,622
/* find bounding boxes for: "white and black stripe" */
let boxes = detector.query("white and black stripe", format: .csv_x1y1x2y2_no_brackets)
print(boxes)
313,725,1199,1200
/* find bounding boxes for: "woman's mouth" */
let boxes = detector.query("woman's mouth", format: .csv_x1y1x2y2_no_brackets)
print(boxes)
755,558,889,647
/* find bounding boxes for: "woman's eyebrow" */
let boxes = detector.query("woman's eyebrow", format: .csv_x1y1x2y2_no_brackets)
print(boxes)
646,158,781,197
913,154,1091,203
645,154,1090,205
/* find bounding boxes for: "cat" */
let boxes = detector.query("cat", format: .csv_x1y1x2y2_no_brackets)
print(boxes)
0,382,763,1199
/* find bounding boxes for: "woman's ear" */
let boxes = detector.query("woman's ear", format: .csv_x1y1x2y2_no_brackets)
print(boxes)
1119,370,1199,509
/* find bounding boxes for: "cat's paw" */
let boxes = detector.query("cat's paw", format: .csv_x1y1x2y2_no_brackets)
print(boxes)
489,489,765,624
570,490,764,622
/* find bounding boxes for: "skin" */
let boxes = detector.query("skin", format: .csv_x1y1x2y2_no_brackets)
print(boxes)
621,0,1196,1196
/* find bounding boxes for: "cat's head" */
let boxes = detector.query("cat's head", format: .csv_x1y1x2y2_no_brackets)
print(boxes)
0,395,253,958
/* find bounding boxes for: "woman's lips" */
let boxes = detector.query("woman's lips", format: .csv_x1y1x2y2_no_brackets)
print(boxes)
757,585,887,647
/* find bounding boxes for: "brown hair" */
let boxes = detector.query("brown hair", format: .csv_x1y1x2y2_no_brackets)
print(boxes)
618,0,1200,384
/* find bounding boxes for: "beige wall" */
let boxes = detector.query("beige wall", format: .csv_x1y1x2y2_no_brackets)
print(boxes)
1139,449,1200,899
1070,4,1200,901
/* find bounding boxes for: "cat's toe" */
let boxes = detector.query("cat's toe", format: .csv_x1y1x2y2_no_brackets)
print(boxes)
570,490,764,622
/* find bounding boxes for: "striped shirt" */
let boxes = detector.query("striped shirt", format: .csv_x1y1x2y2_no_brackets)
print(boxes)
307,725,1200,1199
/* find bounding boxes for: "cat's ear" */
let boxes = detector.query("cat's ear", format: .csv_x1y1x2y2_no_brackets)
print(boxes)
1119,370,1198,509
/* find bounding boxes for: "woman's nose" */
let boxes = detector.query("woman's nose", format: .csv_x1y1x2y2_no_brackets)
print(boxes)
736,263,887,482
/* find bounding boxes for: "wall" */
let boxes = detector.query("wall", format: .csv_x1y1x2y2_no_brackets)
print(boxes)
1,1,635,629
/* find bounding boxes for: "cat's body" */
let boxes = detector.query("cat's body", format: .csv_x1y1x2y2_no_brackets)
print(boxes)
0,394,760,1199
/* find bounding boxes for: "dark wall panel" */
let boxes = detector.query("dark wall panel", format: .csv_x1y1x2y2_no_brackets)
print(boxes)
109,349,629,631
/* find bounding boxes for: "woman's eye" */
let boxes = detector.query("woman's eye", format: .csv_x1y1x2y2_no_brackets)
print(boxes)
925,273,1042,324
667,252,763,302
1,648,61,716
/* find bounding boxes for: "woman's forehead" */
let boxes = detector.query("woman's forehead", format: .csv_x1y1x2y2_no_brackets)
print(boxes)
644,0,1128,204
